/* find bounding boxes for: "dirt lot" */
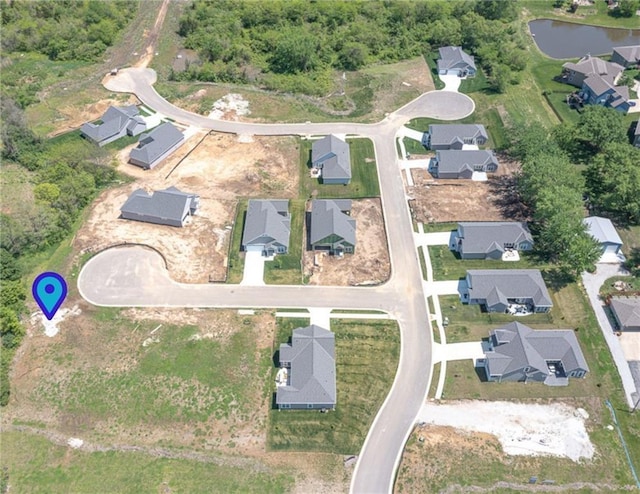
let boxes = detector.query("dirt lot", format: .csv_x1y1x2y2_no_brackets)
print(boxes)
303,199,391,286
407,154,526,224
74,132,299,282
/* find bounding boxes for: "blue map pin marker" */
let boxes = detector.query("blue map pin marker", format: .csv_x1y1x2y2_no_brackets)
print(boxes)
32,272,68,320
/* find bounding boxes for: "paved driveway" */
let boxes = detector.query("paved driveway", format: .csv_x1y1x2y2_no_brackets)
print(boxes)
582,263,638,408
438,74,462,92
414,232,453,247
240,247,266,286
433,341,484,364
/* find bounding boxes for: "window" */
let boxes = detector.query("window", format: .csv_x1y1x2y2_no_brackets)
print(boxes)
307,404,314,409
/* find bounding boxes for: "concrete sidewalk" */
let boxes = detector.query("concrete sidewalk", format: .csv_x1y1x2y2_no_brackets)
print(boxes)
582,263,638,408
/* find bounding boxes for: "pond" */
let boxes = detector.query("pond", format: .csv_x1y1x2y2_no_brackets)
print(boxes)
528,19,640,59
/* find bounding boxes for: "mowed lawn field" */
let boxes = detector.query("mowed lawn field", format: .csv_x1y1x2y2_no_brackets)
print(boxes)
268,318,400,454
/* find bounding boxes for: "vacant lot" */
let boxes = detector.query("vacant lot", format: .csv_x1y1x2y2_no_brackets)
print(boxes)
268,318,399,455
303,199,390,286
4,303,357,492
74,133,298,282
408,155,523,224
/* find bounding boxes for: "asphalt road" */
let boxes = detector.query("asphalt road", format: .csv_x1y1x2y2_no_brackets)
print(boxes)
82,67,475,493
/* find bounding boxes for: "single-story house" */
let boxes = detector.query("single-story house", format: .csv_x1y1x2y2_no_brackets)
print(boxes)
129,122,184,170
437,46,476,77
430,150,499,179
583,216,623,260
633,119,640,148
481,321,589,386
561,55,623,88
311,135,352,185
611,45,640,68
276,325,336,410
120,186,199,227
579,75,635,114
80,105,147,147
310,199,356,255
453,222,533,260
464,269,553,313
610,297,640,332
241,199,291,256
422,124,488,150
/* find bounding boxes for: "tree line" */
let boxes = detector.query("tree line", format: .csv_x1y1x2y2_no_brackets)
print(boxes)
173,0,527,95
1,0,138,62
509,105,640,278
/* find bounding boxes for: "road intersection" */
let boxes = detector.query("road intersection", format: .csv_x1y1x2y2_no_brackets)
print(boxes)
81,67,475,493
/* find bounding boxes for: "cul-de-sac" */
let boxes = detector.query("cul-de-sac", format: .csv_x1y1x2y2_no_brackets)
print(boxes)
1,1,640,493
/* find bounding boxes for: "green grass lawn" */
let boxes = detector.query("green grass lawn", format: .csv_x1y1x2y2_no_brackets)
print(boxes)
264,200,305,285
403,137,430,157
600,276,640,299
32,320,270,425
267,318,400,454
424,52,445,91
298,138,380,199
1,431,293,494
226,200,248,284
428,245,551,281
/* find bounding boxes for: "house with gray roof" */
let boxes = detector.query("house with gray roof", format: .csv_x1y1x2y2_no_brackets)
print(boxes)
422,124,488,150
120,186,199,227
464,269,553,313
611,45,640,68
481,322,589,386
583,216,623,260
453,222,533,260
311,135,352,185
430,150,499,179
310,200,356,255
437,46,476,77
80,105,147,147
129,122,184,170
579,75,635,114
561,55,623,88
276,325,336,410
610,297,640,332
633,119,640,148
242,199,290,256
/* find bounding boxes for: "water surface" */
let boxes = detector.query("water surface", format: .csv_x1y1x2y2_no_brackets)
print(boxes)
529,19,640,59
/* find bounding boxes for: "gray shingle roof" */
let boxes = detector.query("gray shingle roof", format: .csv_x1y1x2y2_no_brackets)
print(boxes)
435,150,498,174
80,105,140,142
310,200,356,246
583,216,623,245
311,135,352,181
277,325,336,406
242,199,290,249
428,124,488,148
613,45,640,64
610,297,640,330
458,222,533,256
562,55,623,84
485,321,589,377
466,269,553,308
437,46,476,71
129,122,183,167
120,186,198,224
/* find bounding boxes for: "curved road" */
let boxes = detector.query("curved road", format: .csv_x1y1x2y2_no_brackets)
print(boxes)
82,68,475,493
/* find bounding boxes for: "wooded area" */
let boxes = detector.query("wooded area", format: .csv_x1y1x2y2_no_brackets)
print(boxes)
174,0,527,94
508,105,640,279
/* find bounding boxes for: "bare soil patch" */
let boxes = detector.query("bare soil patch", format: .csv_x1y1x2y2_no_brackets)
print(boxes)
303,199,391,286
74,133,298,282
408,156,524,224
47,95,140,138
